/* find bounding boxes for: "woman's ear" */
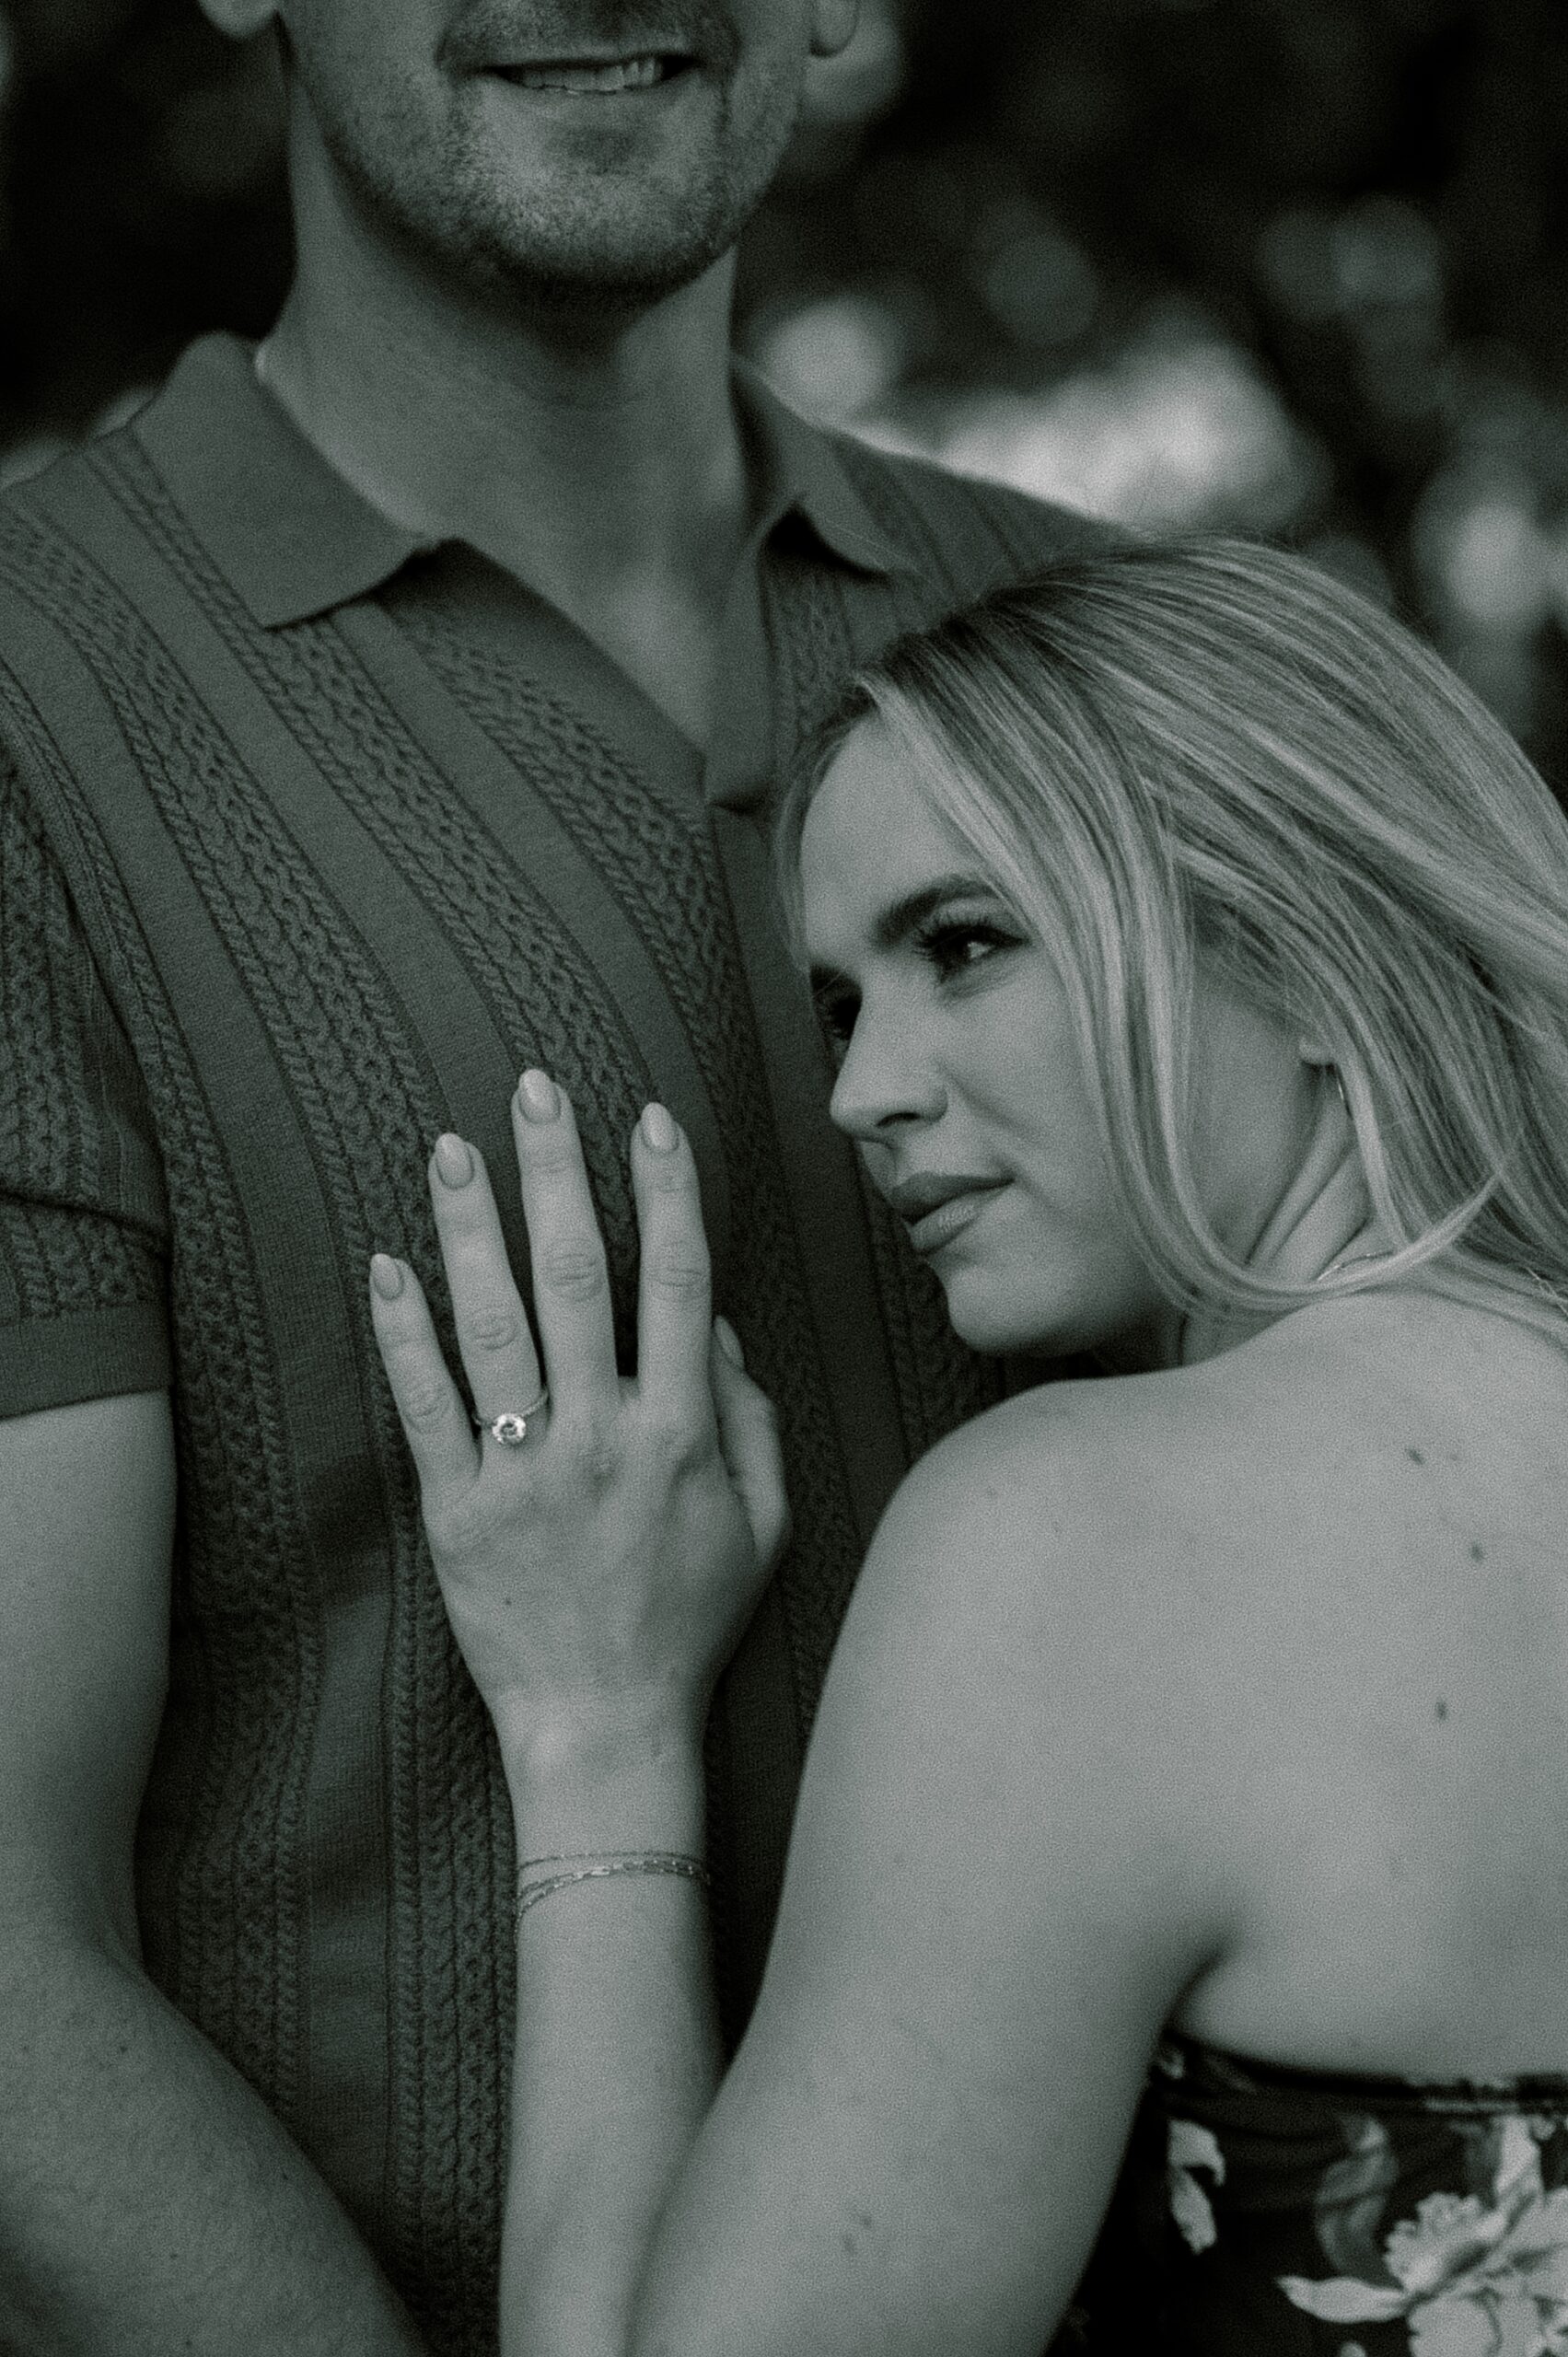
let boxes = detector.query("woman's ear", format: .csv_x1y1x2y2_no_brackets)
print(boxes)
809,0,863,61
194,0,279,39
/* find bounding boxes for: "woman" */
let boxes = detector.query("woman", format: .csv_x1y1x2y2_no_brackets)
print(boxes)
368,540,1568,2356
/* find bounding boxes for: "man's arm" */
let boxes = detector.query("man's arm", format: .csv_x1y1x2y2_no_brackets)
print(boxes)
0,1389,425,2356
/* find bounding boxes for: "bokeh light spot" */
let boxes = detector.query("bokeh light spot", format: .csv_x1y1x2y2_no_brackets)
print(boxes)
756,294,910,424
816,311,1329,534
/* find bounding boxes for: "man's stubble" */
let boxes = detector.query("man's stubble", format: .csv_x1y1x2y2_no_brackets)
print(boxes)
283,1,807,315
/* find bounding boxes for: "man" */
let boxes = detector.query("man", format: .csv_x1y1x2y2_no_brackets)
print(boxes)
0,4,1104,2348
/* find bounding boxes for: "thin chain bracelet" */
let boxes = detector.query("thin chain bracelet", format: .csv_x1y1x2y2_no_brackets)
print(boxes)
517,1849,704,1874
516,1851,711,1921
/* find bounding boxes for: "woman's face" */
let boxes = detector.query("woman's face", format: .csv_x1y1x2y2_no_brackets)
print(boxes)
798,720,1318,1365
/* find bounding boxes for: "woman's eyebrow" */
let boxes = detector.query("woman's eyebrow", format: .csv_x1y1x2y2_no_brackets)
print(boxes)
807,876,1000,994
869,875,999,950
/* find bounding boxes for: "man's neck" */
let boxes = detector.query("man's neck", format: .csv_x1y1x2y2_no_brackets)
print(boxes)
259,145,754,741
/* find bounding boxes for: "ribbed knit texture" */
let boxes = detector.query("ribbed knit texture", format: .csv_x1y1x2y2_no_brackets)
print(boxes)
0,658,323,2147
0,760,167,1324
0,386,1106,2352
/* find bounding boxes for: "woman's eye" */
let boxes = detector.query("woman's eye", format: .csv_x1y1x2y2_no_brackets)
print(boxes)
920,921,1017,981
814,986,859,1047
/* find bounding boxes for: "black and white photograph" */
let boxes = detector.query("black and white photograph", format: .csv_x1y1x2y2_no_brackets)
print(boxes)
3,4,1568,2351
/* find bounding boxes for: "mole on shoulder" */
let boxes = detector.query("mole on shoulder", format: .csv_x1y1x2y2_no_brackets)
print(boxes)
1434,1699,1448,1722
1406,1447,1426,1466
1469,1541,1486,1563
841,2208,875,2258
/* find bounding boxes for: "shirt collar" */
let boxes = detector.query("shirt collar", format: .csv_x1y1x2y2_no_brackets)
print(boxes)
133,333,429,629
132,331,920,632
733,360,922,581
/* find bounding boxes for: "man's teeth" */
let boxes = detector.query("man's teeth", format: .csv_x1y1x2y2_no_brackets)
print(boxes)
512,56,668,93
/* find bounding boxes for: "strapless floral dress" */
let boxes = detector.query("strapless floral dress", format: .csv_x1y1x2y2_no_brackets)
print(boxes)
1058,2034,1568,2354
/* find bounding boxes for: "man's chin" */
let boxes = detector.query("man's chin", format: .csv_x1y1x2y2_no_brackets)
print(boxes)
451,79,752,290
443,168,742,313
490,231,731,315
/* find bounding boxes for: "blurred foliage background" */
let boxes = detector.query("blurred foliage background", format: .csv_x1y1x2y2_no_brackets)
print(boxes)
3,0,1567,781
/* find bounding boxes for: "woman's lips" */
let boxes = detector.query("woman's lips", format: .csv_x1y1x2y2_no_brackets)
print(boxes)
903,1185,1008,1257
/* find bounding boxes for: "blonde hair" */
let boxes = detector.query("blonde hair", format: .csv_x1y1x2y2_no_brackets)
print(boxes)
776,538,1568,1339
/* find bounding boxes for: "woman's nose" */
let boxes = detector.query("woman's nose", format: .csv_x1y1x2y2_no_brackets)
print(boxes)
828,1005,947,1142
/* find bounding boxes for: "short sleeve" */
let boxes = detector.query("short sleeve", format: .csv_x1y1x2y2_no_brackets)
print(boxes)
0,744,171,1417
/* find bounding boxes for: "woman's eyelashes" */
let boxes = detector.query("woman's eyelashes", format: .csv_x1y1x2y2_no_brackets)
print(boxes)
814,978,860,1048
813,913,1024,1048
911,911,1027,983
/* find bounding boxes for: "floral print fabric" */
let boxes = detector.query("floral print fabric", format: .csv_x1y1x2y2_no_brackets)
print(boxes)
1063,2036,1568,2355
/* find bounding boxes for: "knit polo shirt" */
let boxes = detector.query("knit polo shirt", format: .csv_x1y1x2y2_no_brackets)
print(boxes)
0,335,1108,2353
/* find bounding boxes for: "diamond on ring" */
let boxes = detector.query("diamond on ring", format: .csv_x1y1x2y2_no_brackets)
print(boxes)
486,1388,548,1446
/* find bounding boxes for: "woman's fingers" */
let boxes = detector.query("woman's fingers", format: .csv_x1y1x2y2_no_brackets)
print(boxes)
631,1104,713,1411
510,1074,620,1411
368,1253,480,1498
397,1082,733,1505
709,1320,790,1573
427,1133,546,1431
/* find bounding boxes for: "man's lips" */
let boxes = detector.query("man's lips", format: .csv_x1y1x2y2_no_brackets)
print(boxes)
490,52,695,90
881,1174,1010,1257
439,0,735,76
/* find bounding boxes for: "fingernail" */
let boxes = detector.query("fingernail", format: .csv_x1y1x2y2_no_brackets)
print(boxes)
434,1133,473,1188
371,1253,405,1301
714,1316,744,1368
517,1069,560,1123
641,1102,679,1155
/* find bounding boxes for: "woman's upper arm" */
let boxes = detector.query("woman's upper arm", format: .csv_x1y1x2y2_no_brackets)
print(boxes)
637,1403,1230,2357
0,1389,176,1955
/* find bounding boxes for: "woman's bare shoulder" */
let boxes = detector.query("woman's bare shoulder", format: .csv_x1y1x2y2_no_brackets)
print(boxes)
834,1365,1257,1753
849,1285,1568,1707
867,1348,1286,1591
796,1354,1298,1978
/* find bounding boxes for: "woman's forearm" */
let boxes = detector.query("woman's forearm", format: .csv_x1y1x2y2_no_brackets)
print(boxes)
367,1089,786,2356
499,1710,718,2357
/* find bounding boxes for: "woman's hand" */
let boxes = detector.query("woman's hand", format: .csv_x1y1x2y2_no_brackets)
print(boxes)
367,1072,788,1768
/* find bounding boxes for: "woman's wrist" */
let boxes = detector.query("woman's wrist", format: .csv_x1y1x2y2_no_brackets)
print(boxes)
498,1690,708,1861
